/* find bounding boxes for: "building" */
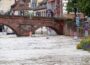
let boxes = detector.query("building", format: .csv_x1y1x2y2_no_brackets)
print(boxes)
33,0,47,17
55,0,63,17
47,0,55,14
47,0,63,17
10,0,31,16
31,0,37,9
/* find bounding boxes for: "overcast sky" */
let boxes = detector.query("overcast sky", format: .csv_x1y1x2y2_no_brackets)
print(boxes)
0,0,14,13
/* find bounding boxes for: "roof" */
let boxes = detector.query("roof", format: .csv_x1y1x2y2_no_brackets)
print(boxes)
11,0,31,10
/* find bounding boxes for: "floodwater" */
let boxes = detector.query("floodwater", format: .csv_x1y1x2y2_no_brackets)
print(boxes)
0,35,90,65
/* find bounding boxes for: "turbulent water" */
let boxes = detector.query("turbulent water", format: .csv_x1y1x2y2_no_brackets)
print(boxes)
0,35,90,65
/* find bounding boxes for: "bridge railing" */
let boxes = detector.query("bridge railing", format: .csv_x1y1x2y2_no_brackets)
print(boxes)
0,15,53,19
0,15,64,23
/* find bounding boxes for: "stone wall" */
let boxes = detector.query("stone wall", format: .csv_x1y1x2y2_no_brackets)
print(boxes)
63,23,84,37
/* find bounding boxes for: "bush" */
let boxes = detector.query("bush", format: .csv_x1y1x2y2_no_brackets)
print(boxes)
77,38,90,51
77,44,82,49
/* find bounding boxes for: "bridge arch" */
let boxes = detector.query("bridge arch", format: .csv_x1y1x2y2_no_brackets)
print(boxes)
35,26,57,35
33,25,61,35
0,24,18,36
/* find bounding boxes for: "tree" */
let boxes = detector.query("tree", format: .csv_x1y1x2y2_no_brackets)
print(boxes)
67,1,74,13
67,0,90,16
77,0,90,16
67,0,78,14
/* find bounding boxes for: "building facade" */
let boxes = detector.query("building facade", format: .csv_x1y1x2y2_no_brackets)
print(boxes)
47,0,63,17
33,0,47,17
31,0,37,9
11,0,30,16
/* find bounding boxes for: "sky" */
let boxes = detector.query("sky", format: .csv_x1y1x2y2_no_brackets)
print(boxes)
0,0,14,13
37,0,43,3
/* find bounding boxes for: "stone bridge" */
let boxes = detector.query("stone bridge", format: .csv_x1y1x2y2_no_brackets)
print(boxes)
0,16,64,36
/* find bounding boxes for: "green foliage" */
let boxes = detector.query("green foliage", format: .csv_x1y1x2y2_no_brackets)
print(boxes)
67,1,74,13
67,0,78,13
77,43,82,49
67,0,90,16
72,0,77,3
77,0,90,16
77,38,90,51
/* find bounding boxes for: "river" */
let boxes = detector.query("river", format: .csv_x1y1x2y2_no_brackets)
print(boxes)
0,35,90,65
